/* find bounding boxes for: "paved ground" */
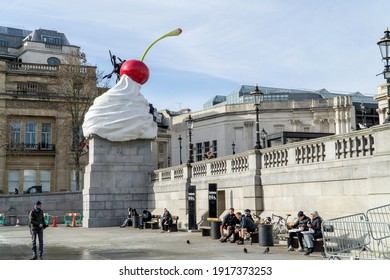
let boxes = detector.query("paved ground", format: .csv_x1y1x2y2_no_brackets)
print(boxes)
0,225,325,260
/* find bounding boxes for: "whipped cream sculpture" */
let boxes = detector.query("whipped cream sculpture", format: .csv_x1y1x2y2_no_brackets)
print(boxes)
83,28,182,142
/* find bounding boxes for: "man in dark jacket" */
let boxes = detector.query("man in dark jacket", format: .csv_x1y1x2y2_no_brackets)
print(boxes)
233,212,257,245
219,208,238,242
140,209,152,229
28,200,47,260
287,210,310,252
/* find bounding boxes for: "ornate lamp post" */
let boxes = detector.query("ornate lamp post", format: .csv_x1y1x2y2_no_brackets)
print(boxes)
186,115,194,163
260,128,268,148
178,135,183,164
377,28,390,123
232,142,236,155
250,84,264,149
360,102,367,129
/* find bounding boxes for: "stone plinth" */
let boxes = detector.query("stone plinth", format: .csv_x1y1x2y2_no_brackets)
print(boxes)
83,135,154,227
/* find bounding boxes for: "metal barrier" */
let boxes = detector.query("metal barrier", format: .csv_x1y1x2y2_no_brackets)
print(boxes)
64,213,83,226
322,220,390,260
367,204,390,224
44,213,50,225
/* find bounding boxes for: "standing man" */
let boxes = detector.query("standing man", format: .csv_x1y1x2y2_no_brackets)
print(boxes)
28,201,47,260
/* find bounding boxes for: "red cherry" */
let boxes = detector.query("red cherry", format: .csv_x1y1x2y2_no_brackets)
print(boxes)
119,60,150,85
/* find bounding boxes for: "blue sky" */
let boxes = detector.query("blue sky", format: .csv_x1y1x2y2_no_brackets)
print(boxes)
1,0,390,112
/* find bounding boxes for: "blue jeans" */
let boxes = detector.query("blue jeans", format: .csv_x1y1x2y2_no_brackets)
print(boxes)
30,228,44,257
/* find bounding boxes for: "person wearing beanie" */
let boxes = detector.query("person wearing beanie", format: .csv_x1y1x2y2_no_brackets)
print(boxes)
28,200,47,260
303,210,323,255
287,211,310,252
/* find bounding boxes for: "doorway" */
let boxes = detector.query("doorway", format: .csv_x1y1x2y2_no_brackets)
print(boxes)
217,190,226,217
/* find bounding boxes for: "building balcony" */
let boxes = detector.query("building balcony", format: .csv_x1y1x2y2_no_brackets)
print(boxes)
7,61,58,73
6,143,56,154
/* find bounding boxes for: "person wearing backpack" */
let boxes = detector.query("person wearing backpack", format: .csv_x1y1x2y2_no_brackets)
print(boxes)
28,200,47,260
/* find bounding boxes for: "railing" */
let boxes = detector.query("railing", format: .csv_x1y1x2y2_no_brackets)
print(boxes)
173,168,184,179
296,143,325,164
210,160,227,175
6,143,55,152
153,124,385,184
153,152,256,183
335,134,374,159
263,149,288,168
7,62,58,73
193,164,207,177
231,156,249,172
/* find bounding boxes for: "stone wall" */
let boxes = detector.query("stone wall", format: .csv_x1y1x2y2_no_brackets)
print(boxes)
83,136,154,227
0,191,82,225
153,123,390,227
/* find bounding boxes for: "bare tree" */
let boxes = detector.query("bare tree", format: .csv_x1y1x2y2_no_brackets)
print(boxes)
53,50,104,190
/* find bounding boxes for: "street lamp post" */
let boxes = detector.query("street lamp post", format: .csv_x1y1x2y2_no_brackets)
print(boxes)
186,115,194,163
260,128,268,148
232,142,236,155
250,84,264,149
178,135,183,164
377,28,390,123
360,102,367,129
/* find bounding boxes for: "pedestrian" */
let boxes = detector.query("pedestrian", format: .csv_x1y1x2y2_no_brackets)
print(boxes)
28,200,48,260
14,187,18,194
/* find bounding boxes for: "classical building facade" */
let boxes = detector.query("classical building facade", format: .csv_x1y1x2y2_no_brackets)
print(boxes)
0,25,178,193
0,26,95,194
168,85,379,166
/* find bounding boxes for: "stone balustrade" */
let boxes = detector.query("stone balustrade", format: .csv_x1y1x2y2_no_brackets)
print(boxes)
152,123,390,223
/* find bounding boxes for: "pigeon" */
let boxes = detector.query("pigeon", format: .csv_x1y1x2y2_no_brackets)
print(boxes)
186,240,190,244
243,248,248,253
263,247,270,254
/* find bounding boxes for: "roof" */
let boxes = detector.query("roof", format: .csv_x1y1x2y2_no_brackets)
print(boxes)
27,29,70,45
0,26,31,48
0,26,71,48
203,85,377,109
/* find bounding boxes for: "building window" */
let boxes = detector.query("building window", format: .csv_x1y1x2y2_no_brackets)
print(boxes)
41,123,52,149
8,170,20,194
10,122,21,144
47,57,60,65
42,35,60,45
204,141,210,153
40,170,51,192
25,122,37,149
196,143,203,161
23,170,36,192
212,140,218,158
70,170,82,191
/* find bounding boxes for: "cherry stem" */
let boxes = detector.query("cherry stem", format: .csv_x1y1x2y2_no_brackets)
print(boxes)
141,28,182,62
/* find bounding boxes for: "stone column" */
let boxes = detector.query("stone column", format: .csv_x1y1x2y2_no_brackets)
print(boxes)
82,135,154,227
